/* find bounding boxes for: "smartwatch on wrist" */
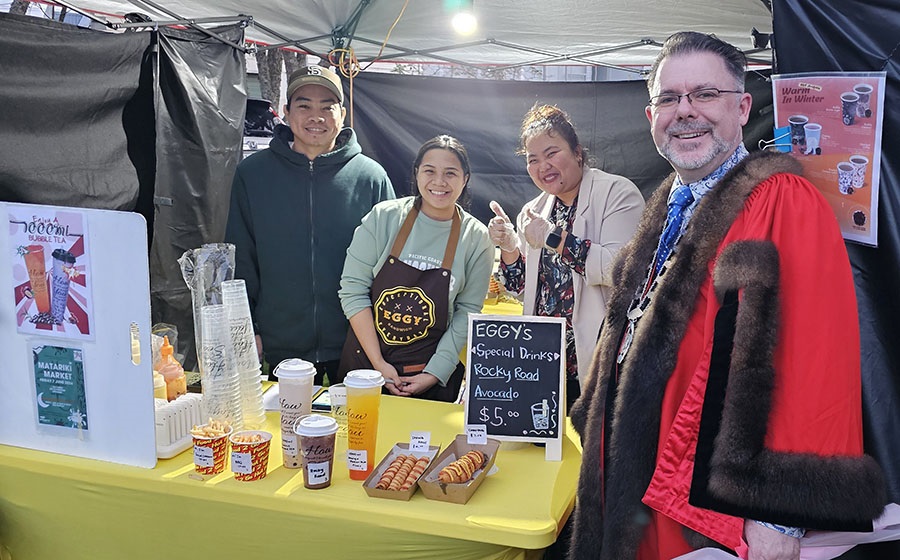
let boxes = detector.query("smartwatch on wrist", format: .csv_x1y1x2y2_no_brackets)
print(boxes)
545,226,564,250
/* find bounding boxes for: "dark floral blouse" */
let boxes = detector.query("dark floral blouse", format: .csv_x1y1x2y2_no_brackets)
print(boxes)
499,197,591,381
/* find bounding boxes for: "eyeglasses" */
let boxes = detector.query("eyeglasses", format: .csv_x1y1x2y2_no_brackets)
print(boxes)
648,88,743,111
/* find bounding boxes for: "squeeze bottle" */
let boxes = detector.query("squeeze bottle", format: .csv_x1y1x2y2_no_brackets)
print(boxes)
156,336,186,401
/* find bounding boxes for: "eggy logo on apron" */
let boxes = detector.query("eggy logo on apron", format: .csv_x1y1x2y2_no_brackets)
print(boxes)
374,286,435,345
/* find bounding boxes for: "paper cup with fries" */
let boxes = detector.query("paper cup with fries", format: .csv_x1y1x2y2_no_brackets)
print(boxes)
229,430,273,481
191,419,233,475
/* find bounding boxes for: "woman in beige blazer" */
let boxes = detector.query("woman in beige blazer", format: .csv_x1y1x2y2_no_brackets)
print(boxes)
489,104,644,408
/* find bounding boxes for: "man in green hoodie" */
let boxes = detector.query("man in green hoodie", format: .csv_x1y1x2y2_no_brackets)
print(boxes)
226,65,395,384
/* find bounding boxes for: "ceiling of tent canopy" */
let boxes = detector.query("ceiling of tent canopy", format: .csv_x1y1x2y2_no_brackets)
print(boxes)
53,0,774,70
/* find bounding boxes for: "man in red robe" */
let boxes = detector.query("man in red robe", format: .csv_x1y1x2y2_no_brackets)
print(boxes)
569,32,886,560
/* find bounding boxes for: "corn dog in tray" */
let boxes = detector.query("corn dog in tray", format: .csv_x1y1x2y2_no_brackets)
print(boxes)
363,443,441,501
418,435,501,505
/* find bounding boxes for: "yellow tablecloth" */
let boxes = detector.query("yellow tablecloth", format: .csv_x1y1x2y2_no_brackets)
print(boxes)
0,396,579,560
482,300,524,316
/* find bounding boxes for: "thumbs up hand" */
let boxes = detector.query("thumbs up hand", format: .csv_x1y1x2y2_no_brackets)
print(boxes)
522,207,553,250
488,201,520,253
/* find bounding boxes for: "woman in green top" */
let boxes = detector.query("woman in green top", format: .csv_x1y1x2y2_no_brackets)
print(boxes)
338,135,493,402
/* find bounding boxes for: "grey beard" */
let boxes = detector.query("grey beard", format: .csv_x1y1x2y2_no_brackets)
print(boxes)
658,134,730,171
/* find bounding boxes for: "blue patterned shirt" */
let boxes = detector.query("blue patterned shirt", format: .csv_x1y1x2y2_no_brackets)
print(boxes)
669,144,750,239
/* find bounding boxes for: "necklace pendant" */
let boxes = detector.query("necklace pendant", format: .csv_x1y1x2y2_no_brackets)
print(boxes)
617,319,636,364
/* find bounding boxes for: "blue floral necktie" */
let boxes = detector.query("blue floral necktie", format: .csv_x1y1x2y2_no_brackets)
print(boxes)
654,184,694,273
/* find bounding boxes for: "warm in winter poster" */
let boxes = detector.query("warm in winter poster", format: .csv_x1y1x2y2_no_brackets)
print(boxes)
9,206,94,338
772,72,885,246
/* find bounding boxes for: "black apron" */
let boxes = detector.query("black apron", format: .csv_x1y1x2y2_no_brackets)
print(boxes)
338,204,463,402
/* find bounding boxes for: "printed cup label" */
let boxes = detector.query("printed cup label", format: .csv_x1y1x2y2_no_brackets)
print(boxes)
347,449,368,471
232,451,253,474
194,445,214,467
307,461,331,484
282,434,298,455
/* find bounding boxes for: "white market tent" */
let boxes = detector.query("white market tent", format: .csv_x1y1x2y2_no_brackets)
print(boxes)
1,0,777,379
51,0,774,69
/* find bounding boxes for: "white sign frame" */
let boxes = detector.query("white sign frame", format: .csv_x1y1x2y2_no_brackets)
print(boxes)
0,202,156,468
464,313,566,461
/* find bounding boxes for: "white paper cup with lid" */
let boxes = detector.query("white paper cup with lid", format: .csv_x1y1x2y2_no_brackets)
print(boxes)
274,358,316,468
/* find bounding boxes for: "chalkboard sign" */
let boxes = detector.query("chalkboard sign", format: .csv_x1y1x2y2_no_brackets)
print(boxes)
464,314,565,459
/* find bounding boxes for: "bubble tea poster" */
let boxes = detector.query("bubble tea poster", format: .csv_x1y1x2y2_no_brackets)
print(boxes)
772,72,886,246
8,207,94,338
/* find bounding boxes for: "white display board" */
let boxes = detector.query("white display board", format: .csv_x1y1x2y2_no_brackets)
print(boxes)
0,202,156,468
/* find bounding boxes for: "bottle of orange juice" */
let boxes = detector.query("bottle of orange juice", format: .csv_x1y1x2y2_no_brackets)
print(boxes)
155,336,186,401
344,369,385,481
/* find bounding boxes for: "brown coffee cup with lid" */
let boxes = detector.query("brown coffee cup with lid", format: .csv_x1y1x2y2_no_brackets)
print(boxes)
294,414,339,489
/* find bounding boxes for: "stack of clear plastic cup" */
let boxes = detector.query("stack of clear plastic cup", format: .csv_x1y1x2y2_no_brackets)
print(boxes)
221,280,266,429
179,243,236,369
199,304,244,430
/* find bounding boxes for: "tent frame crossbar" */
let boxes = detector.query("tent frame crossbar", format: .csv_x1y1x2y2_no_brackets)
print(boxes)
351,36,493,68
115,15,249,29
51,0,108,27
133,0,247,50
249,23,330,59
489,39,662,74
53,0,249,51
348,35,653,74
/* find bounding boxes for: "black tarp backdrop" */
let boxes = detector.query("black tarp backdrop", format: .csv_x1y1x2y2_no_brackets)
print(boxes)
0,13,154,211
0,13,245,370
149,25,246,371
350,70,774,226
775,0,900,509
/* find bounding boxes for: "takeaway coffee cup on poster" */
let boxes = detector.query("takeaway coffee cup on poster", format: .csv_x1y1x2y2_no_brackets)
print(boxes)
788,115,808,149
344,369,385,481
837,161,855,195
853,83,873,118
295,414,338,489
274,359,316,468
840,92,859,126
849,155,869,189
802,123,822,155
50,249,76,325
23,245,50,315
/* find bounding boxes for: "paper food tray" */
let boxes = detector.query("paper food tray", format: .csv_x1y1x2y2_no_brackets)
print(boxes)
417,435,500,505
363,443,441,501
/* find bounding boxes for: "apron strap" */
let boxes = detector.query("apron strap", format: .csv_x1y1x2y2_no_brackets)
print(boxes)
389,202,462,271
389,205,419,258
441,208,462,270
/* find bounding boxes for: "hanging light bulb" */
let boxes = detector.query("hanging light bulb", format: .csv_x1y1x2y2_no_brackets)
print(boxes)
445,0,477,35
